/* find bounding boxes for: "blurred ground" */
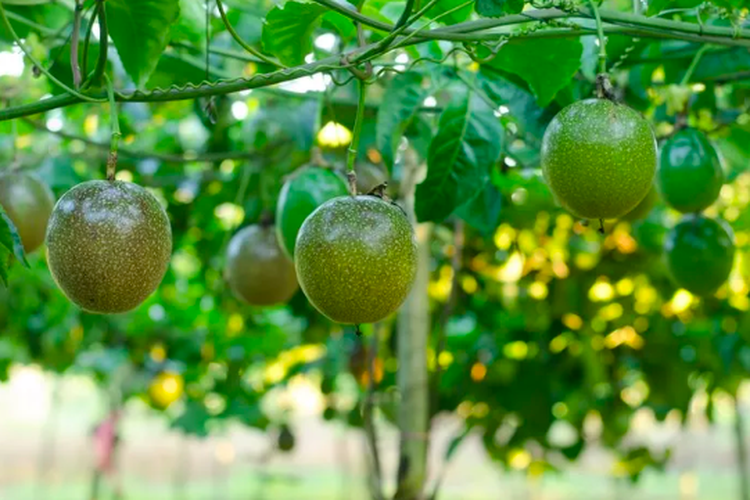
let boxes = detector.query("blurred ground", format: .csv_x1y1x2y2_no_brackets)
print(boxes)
0,366,748,500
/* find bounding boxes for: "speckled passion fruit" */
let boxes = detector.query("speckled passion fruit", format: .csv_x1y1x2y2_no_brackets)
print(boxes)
276,167,348,258
46,180,172,314
0,172,55,253
665,215,735,296
295,195,417,325
621,185,658,222
225,224,299,306
658,128,723,213
541,99,658,220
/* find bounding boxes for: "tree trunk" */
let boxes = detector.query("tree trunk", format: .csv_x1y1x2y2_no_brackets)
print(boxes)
735,396,750,500
394,148,430,500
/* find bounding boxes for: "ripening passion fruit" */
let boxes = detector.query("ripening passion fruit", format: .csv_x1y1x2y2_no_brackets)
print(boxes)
665,214,735,296
294,195,417,325
658,128,723,213
46,180,172,314
541,99,658,220
0,172,55,253
225,224,299,306
275,166,348,258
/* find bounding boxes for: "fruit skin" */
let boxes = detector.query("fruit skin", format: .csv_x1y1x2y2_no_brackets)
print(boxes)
621,185,658,221
295,195,417,324
665,215,734,296
46,180,172,314
658,128,723,213
0,172,55,253
541,99,657,220
225,224,298,306
275,167,348,258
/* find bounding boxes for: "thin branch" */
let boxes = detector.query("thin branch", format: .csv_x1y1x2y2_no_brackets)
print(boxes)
71,0,83,88
363,327,384,500
91,0,108,86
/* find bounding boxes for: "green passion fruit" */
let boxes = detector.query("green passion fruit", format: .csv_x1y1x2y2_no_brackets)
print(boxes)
541,99,658,220
665,214,735,296
0,172,55,253
658,128,723,213
225,224,298,306
46,180,172,314
276,167,348,258
295,195,417,325
621,185,658,222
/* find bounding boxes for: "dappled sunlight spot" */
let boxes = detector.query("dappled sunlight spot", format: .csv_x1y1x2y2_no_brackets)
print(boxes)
517,229,537,254
495,252,525,283
317,121,352,148
552,402,569,419
470,362,486,382
634,316,649,333
549,334,568,353
227,313,244,336
621,380,649,408
615,278,634,296
150,343,167,363
438,351,453,368
214,202,245,230
503,341,529,360
590,334,604,351
457,401,473,419
598,303,623,322
589,279,614,302
171,249,201,278
264,361,287,385
493,224,515,250
562,313,583,330
574,252,598,270
670,289,694,314
461,275,478,294
528,281,548,300
604,326,643,350
472,402,489,418
84,114,99,136
509,448,532,470
115,169,133,182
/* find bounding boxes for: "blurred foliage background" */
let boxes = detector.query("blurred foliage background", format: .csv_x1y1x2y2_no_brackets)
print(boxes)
2,0,750,498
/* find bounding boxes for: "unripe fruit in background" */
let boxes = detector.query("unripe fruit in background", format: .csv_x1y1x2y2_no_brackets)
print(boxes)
225,224,298,306
658,128,723,213
46,181,172,314
0,172,55,253
665,215,734,296
541,99,658,220
295,195,417,325
276,167,348,258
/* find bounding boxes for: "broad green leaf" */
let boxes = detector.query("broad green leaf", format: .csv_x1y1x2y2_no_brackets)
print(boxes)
169,0,204,46
475,0,524,17
415,87,504,223
426,0,473,25
106,0,181,87
376,72,427,170
262,1,326,66
0,204,28,268
456,181,503,235
485,38,583,107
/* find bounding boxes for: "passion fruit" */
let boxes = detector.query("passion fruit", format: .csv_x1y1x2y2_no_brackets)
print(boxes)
0,172,55,253
46,180,172,314
295,195,417,324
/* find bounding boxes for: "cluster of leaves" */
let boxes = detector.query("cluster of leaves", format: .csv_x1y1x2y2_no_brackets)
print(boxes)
2,0,750,488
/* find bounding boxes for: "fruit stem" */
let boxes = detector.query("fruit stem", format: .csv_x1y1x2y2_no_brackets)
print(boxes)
104,74,121,182
680,44,709,86
598,219,605,234
215,0,285,68
346,79,367,196
590,0,608,75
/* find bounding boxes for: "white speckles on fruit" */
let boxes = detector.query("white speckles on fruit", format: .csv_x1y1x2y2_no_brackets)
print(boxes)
541,99,658,220
225,224,299,306
45,180,172,314
294,195,418,325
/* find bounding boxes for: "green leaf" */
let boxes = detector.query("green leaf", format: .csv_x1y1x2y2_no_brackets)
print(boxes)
169,0,205,46
0,0,50,4
456,181,503,235
0,204,28,268
376,72,428,170
484,38,582,107
426,0,473,24
105,0,181,87
415,87,504,223
262,1,327,66
475,0,524,17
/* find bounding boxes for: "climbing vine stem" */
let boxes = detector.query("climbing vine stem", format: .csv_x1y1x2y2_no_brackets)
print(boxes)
104,74,121,182
0,1,103,103
215,0,284,68
346,79,367,196
680,44,710,86
92,0,108,86
590,0,607,75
